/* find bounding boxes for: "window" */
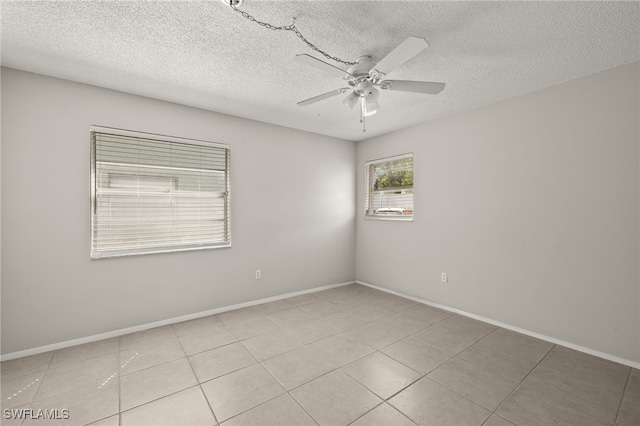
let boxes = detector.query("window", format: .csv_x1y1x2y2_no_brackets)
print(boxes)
365,153,413,220
90,126,230,258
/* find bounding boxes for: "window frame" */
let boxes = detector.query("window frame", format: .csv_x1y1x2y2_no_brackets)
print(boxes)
364,153,414,222
90,125,231,259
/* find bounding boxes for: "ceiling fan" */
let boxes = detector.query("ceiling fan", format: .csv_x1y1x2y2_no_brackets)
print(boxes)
295,37,445,132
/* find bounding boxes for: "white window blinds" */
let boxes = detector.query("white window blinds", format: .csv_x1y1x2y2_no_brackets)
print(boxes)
365,153,414,220
90,126,230,258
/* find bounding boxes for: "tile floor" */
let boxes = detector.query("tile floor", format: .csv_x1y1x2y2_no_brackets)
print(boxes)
1,284,639,426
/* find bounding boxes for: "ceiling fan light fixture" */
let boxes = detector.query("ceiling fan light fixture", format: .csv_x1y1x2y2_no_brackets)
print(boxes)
343,92,360,109
365,86,379,102
221,0,243,6
364,100,378,117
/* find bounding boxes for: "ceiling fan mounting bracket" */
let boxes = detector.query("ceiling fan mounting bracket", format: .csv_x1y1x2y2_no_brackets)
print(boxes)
347,56,376,78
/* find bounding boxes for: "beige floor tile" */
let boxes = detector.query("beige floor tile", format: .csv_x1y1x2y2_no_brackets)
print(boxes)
616,394,640,426
388,377,490,426
120,357,197,411
347,320,411,350
541,345,630,393
1,352,53,381
225,317,281,340
351,403,416,426
479,329,553,363
291,370,381,426
121,386,216,426
119,325,176,350
262,346,334,390
342,352,421,399
321,311,370,334
24,378,119,426
349,304,396,322
382,337,451,374
626,368,640,400
282,293,321,307
312,288,347,300
339,285,384,300
250,300,293,315
172,315,222,337
34,353,119,401
330,295,368,311
401,305,453,326
427,357,518,411
223,394,315,426
86,415,119,426
497,385,609,426
308,333,375,368
458,339,539,382
523,363,622,423
49,338,120,369
240,330,303,362
483,414,516,426
120,337,185,375
217,307,264,325
385,312,435,334
412,315,496,355
266,308,314,325
189,342,257,383
1,371,44,409
178,326,238,356
367,295,418,313
288,318,342,344
201,364,284,422
297,300,343,317
7,289,637,426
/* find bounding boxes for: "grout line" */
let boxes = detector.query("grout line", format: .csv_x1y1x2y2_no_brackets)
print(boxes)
287,390,320,426
613,368,632,425
491,343,556,423
117,337,122,425
345,400,386,425
357,281,640,369
7,284,631,426
177,334,220,425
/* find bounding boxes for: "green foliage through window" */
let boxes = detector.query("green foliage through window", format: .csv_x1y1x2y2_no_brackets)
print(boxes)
373,157,413,190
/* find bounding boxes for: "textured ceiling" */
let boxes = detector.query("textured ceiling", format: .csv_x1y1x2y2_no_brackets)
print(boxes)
2,1,639,141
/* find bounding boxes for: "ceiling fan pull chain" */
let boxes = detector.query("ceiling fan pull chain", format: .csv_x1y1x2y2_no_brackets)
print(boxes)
228,2,356,66
360,97,366,132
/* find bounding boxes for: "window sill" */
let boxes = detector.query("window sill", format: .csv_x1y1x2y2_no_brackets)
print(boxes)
365,215,413,222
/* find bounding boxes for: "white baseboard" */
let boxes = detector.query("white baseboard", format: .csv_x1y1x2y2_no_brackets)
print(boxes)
0,281,354,362
357,280,640,369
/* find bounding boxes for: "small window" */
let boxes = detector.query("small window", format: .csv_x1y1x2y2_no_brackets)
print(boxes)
365,153,413,221
90,126,231,258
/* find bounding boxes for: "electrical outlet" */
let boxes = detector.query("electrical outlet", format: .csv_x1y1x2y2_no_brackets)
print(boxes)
255,269,261,280
441,272,448,283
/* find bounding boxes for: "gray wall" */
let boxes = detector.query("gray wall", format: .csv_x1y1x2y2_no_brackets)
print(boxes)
1,68,356,354
356,62,639,364
3,62,638,364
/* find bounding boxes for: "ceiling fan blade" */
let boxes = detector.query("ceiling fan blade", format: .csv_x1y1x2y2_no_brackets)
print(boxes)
381,80,445,94
297,88,351,106
371,37,429,77
295,54,352,79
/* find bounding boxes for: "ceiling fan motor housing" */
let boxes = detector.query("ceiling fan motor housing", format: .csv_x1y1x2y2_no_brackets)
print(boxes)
347,56,376,78
358,82,379,101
